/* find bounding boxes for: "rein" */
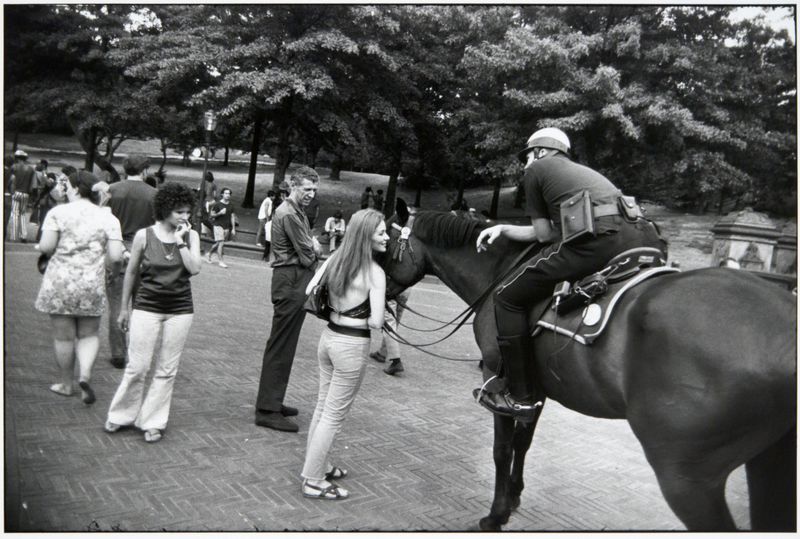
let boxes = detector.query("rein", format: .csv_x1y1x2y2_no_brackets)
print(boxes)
385,211,540,361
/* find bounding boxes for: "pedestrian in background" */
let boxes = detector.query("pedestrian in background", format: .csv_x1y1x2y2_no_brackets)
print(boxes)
360,186,373,209
369,288,411,375
200,171,218,237
105,182,201,443
301,209,389,500
256,189,274,248
29,160,49,226
7,149,37,242
373,189,384,213
206,187,236,268
255,166,322,432
108,154,157,369
35,170,123,403
323,209,346,253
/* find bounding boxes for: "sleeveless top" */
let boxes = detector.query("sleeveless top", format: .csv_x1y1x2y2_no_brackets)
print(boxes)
331,297,370,319
133,227,193,315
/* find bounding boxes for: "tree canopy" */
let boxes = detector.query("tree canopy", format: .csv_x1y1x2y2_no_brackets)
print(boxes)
5,4,796,215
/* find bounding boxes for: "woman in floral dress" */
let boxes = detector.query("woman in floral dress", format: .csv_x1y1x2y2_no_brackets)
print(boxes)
35,170,123,404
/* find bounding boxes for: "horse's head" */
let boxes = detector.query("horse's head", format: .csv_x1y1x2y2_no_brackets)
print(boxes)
382,198,488,299
383,198,427,298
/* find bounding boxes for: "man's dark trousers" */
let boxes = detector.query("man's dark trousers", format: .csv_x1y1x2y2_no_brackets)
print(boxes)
256,265,314,413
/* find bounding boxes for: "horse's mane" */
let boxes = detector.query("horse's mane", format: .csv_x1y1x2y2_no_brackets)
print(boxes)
412,211,486,247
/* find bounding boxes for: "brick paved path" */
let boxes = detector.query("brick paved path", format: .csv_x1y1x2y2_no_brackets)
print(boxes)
3,244,750,532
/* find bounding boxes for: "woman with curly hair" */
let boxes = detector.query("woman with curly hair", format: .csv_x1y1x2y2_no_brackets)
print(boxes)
300,209,389,500
104,182,201,443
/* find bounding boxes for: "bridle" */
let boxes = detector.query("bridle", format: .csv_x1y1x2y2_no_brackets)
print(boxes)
383,207,540,361
389,206,417,265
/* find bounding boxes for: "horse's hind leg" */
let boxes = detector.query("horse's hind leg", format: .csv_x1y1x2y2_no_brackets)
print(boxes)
480,415,515,531
648,459,736,531
746,427,796,531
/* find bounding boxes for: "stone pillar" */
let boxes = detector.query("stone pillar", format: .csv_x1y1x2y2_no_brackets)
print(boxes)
772,222,797,276
710,209,780,271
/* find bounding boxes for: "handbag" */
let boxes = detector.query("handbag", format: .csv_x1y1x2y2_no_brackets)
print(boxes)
37,253,50,274
303,283,331,320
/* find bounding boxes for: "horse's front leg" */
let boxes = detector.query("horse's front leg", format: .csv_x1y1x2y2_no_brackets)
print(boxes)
480,414,516,531
508,401,545,510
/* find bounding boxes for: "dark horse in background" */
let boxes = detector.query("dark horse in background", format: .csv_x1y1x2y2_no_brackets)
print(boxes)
383,202,796,532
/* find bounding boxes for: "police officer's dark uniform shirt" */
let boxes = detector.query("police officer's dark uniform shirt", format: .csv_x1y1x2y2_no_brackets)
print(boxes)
523,153,620,235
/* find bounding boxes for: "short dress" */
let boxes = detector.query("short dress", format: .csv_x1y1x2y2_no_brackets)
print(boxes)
34,199,122,316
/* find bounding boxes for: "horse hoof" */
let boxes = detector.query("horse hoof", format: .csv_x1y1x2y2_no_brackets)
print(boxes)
479,517,502,532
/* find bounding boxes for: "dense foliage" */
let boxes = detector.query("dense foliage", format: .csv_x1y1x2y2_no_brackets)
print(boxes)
5,5,795,215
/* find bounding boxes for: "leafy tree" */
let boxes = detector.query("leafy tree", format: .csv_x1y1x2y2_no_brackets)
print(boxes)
458,5,796,215
5,5,144,180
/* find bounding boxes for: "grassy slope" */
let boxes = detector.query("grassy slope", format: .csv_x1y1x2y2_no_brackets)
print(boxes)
8,132,784,270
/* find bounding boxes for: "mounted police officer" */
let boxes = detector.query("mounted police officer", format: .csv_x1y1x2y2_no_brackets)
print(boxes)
475,127,665,421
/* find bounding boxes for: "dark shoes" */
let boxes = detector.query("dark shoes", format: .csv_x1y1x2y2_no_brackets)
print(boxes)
383,358,404,375
255,410,299,432
109,357,126,369
472,387,540,423
280,405,298,417
79,381,96,405
369,351,386,363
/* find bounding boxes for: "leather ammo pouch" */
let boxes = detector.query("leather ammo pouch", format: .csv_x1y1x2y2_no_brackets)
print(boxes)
560,190,595,243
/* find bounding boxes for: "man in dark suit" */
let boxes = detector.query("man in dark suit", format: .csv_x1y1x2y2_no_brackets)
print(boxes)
255,166,322,432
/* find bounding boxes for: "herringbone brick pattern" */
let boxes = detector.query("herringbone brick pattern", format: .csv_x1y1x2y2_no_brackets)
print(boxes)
4,245,749,531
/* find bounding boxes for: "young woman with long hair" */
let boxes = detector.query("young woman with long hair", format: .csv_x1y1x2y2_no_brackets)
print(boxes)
104,182,202,443
301,208,389,500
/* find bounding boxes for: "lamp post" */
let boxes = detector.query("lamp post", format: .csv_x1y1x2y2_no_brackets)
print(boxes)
196,110,217,232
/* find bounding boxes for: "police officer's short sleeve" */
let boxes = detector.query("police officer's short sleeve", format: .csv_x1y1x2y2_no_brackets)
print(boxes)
523,167,548,220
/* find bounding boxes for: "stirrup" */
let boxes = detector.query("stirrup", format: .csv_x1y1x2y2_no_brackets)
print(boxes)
474,375,499,405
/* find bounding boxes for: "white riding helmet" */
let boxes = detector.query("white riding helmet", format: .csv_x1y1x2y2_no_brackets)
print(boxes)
517,127,570,162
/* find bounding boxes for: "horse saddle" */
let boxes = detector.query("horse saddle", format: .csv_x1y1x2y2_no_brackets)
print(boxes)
529,247,679,345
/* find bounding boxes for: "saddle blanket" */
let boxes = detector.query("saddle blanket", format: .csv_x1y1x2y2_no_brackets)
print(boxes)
533,266,680,345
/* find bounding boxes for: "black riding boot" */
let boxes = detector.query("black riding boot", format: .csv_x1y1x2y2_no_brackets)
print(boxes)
474,334,541,422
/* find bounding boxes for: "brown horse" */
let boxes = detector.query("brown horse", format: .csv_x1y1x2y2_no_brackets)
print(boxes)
383,204,796,531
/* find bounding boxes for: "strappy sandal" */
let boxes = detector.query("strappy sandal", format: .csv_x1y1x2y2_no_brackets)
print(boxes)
302,481,349,500
49,383,73,397
325,466,348,481
144,429,162,443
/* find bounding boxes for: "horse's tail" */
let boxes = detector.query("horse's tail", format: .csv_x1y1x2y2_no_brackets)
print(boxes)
745,425,797,531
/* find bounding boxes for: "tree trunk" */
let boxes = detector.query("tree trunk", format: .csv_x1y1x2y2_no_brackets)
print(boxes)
329,153,342,181
272,119,293,191
243,108,265,208
95,155,120,183
489,175,502,219
223,145,229,167
159,138,168,173
413,162,424,207
182,149,190,167
455,175,466,209
84,126,97,171
12,131,19,153
384,152,402,218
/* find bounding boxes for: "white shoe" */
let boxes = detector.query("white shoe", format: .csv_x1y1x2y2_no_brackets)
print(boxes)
218,261,229,268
